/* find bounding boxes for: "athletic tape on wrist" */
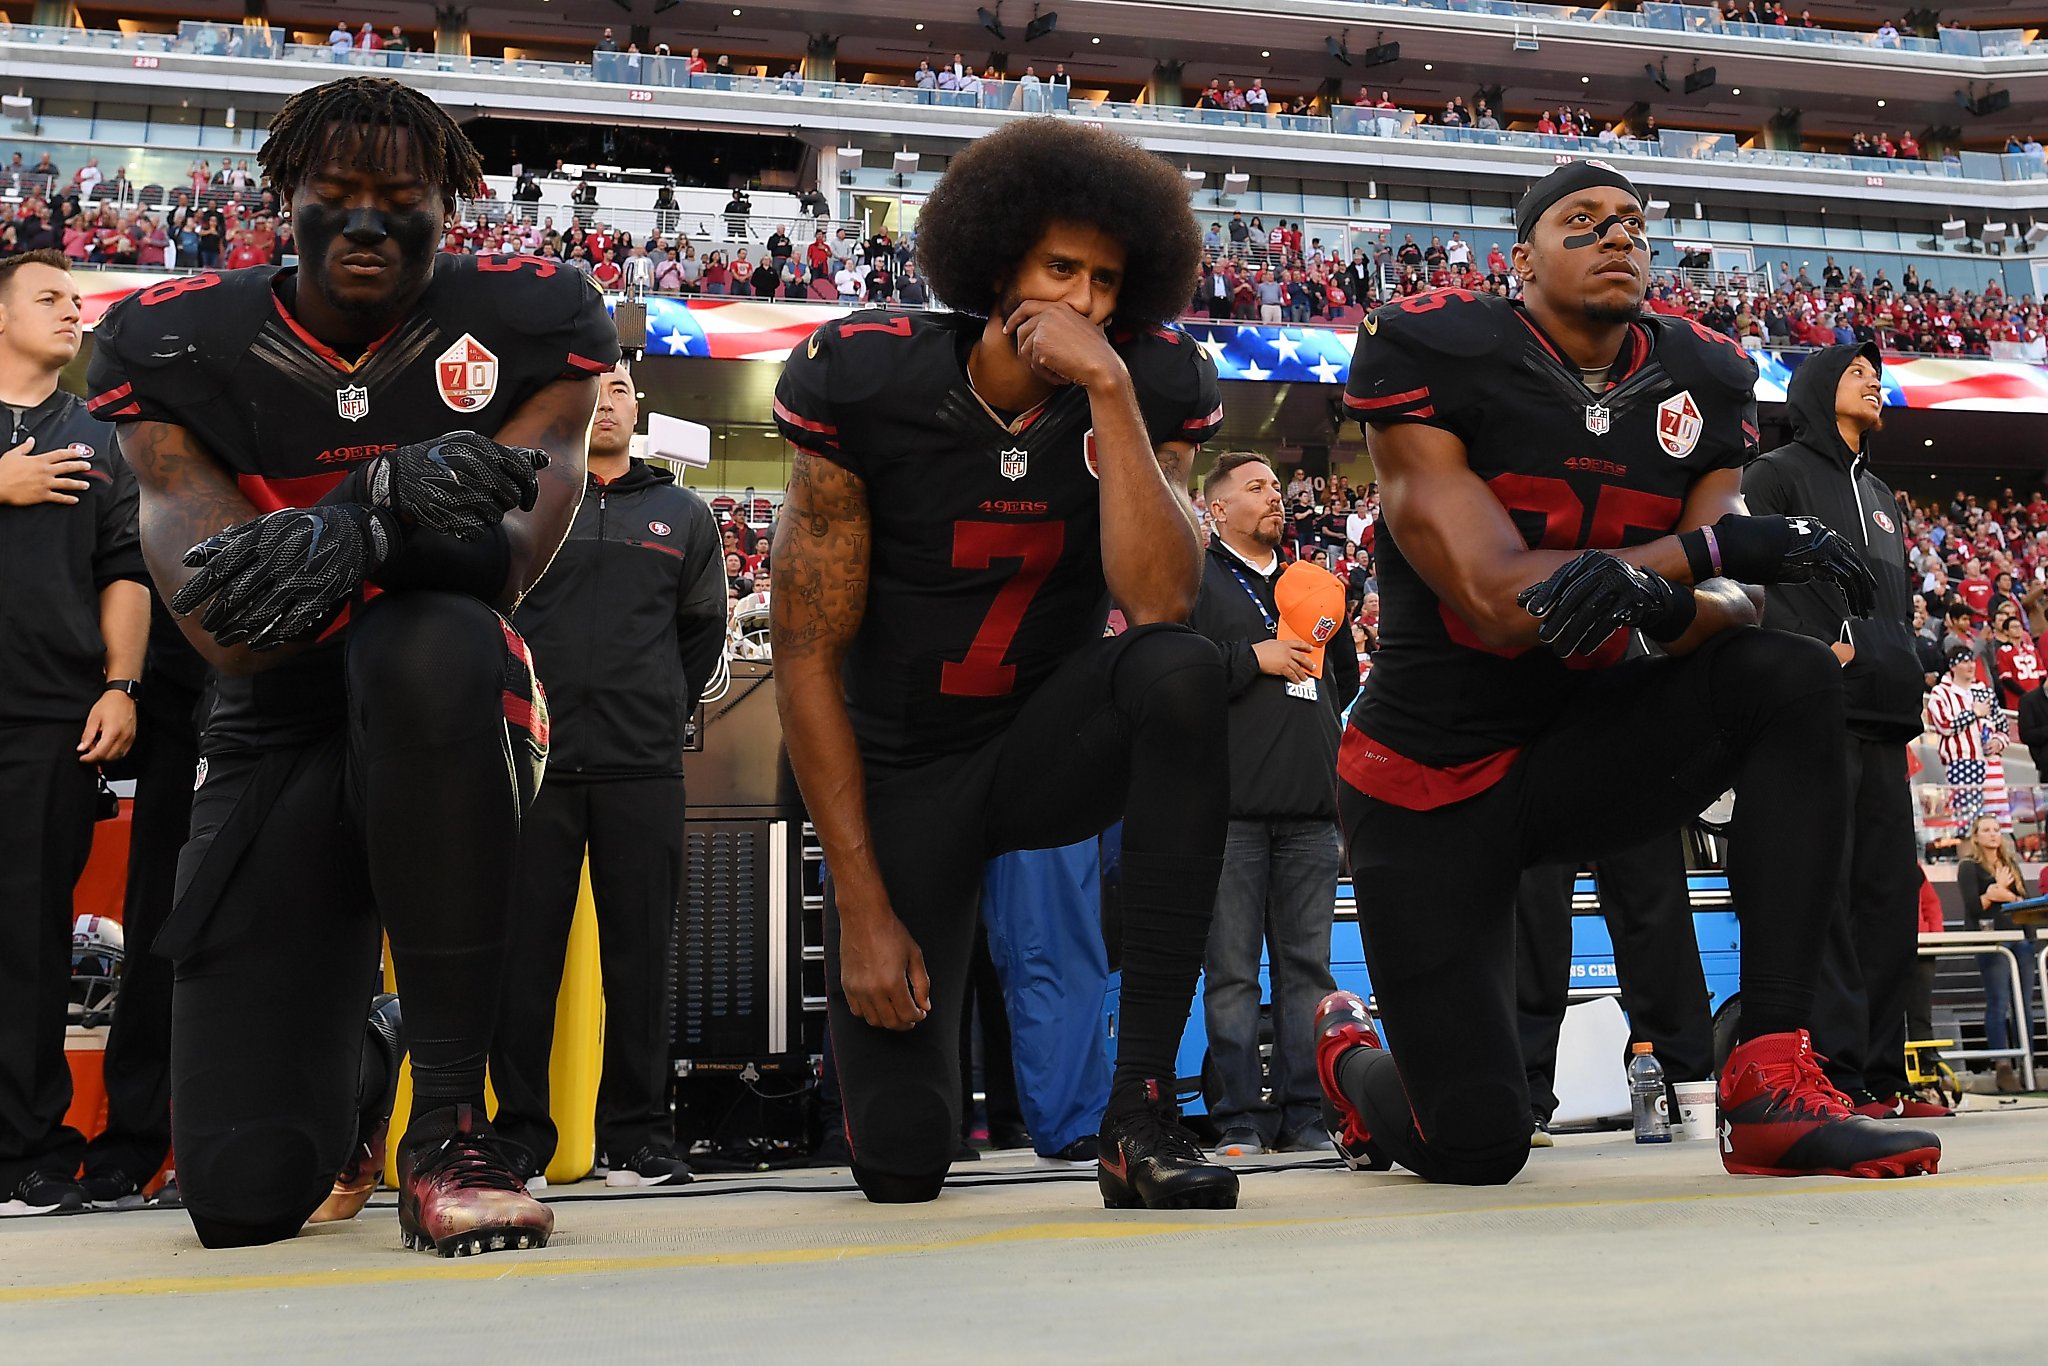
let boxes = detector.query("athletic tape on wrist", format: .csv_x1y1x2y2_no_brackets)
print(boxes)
1678,529,1716,585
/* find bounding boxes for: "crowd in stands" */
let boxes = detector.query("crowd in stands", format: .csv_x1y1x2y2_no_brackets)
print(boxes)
0,153,287,268
1644,259,2042,358
6,142,2037,362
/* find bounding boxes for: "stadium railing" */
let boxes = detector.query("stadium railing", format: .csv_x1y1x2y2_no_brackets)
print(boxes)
1,21,2042,189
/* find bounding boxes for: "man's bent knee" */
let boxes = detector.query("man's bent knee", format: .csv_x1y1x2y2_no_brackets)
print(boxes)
846,1083,955,1203
179,1123,331,1248
1418,1080,1531,1186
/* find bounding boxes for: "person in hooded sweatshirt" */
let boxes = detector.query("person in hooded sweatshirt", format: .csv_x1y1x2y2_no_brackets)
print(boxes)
1743,342,1947,1119
489,363,730,1187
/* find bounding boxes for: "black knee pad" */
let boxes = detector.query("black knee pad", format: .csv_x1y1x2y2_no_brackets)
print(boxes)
1418,1079,1531,1187
1110,623,1225,735
180,1123,330,1247
847,1082,955,1201
851,1163,949,1204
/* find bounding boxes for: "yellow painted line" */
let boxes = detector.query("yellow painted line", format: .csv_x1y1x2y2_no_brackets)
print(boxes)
5,1169,2046,1307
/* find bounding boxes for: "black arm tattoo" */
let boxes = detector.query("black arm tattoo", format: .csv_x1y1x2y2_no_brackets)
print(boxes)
770,451,870,659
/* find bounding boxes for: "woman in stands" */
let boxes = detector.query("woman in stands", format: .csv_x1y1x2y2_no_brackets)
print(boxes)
1954,815,2038,1084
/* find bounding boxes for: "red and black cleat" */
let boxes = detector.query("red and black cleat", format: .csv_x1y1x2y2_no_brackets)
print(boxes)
1719,1031,1941,1179
1313,990,1392,1172
1852,1091,1954,1121
397,1104,554,1256
1098,1080,1240,1211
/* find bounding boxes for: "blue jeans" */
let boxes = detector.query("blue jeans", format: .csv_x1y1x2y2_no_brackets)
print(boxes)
1978,950,2038,1054
1203,819,1340,1140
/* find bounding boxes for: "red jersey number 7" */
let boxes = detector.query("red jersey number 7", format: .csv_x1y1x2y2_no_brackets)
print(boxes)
938,520,1065,698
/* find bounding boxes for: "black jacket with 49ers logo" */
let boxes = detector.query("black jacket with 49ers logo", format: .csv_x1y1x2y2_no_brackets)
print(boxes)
512,459,728,779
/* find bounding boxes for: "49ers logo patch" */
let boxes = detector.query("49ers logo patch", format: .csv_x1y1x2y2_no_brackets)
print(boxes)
649,520,671,536
435,334,500,414
1655,390,1702,458
1083,428,1100,479
1874,509,1896,535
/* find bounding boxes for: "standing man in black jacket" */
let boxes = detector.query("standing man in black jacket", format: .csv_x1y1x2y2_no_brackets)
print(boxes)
491,363,729,1186
0,249,150,1217
1188,452,1359,1155
1743,342,1943,1118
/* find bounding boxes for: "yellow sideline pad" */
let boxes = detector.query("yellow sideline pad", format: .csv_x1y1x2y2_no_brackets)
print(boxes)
383,857,605,1187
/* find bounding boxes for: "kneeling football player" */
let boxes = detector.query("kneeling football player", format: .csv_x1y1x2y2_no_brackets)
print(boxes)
89,77,616,1253
1315,161,1940,1184
772,120,1238,1209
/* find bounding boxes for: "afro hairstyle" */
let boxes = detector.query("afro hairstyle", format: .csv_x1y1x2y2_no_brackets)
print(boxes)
914,119,1203,329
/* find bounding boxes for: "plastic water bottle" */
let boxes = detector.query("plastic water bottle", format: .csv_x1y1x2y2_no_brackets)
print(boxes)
1629,1042,1671,1144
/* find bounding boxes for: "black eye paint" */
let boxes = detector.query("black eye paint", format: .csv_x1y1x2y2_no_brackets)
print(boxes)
343,206,390,243
1563,214,1648,251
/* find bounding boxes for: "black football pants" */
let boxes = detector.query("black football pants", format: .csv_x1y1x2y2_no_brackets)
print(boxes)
1515,836,1715,1128
84,674,203,1186
163,592,538,1248
1809,737,1920,1098
490,775,685,1173
0,723,99,1196
827,624,1227,1203
1336,628,1846,1186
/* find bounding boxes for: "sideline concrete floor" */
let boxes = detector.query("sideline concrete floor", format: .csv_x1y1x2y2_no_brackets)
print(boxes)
6,1103,2046,1364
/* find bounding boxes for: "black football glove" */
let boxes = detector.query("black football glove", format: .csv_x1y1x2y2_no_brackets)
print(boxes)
171,503,398,650
1685,512,1878,617
1518,550,1697,657
364,431,548,541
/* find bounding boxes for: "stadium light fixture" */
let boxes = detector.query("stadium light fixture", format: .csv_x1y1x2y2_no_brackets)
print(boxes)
1024,9,1058,41
2027,223,2048,248
893,150,920,175
1941,219,1967,241
978,7,1009,41
1646,200,1670,221
837,145,863,165
1,90,30,113
1223,170,1251,194
1182,168,1205,191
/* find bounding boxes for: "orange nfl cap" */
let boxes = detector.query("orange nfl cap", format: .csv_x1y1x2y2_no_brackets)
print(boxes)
1275,560,1347,677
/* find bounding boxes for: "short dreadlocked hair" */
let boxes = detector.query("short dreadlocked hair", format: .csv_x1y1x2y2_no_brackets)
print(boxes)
259,76,484,204
915,119,1202,329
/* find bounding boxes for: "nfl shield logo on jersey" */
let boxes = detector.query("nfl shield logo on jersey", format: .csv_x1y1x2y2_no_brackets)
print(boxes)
435,334,500,414
336,384,369,423
1584,404,1610,437
1656,390,1703,458
1000,447,1029,481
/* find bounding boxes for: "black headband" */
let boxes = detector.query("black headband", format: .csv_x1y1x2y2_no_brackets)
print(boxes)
1515,160,1645,242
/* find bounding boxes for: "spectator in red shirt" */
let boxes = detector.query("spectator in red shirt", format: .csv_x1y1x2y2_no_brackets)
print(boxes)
591,255,623,290
1958,559,1994,620
1991,611,2045,707
225,230,266,270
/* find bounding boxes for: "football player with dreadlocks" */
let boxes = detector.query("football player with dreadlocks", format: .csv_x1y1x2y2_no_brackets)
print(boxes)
87,77,617,1254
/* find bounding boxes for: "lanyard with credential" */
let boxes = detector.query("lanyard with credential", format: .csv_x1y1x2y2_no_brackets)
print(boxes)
1221,557,1277,634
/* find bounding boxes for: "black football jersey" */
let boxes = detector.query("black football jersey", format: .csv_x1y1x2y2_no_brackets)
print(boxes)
773,309,1223,769
86,254,619,749
1337,288,1759,811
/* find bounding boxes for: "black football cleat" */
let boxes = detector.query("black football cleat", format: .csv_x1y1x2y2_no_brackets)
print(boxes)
1313,990,1394,1172
1719,1031,1940,1179
1098,1080,1240,1211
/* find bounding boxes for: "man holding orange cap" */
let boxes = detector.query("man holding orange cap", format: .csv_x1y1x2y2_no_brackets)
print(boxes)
1187,451,1359,1156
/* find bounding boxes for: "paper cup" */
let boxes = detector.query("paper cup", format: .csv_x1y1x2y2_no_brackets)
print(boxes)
1672,1079,1717,1142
